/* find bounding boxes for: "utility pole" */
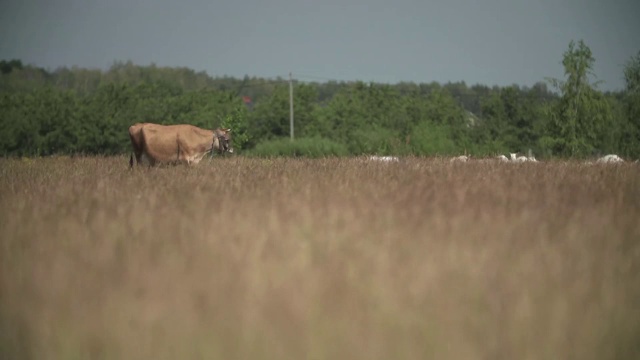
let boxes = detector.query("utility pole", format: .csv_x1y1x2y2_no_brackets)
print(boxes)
289,72,294,140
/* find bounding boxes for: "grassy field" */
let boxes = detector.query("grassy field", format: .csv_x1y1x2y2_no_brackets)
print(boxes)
1,156,639,360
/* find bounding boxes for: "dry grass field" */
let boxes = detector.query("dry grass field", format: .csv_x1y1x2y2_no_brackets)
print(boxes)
1,156,639,360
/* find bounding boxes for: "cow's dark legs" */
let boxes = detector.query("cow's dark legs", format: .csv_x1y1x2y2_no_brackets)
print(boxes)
129,151,145,168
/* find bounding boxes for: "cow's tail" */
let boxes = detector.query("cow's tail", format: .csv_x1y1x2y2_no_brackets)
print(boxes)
129,153,134,168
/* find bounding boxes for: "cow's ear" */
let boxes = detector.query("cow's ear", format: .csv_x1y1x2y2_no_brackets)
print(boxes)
225,128,232,133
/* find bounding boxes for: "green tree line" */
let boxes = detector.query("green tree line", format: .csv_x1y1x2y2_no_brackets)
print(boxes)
1,40,639,158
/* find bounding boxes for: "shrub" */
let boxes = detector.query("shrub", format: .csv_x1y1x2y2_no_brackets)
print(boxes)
410,121,457,156
348,126,411,155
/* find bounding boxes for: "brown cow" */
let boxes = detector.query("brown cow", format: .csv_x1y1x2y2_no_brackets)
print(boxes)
128,123,233,167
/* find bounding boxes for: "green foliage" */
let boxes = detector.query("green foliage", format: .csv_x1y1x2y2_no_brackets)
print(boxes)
348,126,409,155
313,82,410,144
621,51,640,158
220,105,250,151
0,80,244,156
248,137,348,158
1,45,638,159
544,40,614,157
0,59,23,74
410,121,457,155
477,86,546,156
624,51,640,95
246,83,320,148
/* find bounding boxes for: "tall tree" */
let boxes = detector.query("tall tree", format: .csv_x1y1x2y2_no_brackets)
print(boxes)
621,51,640,157
542,40,613,157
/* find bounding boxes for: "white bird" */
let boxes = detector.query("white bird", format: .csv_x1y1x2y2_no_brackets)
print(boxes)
597,154,624,163
508,152,538,163
450,155,469,162
369,156,399,162
509,153,527,162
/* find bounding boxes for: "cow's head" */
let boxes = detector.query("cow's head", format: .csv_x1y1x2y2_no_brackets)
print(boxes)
214,128,234,154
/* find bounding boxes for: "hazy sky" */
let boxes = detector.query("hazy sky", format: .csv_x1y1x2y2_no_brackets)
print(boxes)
1,0,639,91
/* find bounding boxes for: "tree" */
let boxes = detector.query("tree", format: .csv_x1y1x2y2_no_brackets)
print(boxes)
478,91,515,151
1,57,634,158
624,51,640,95
221,105,250,152
247,84,318,144
313,82,409,153
620,51,640,157
0,59,24,74
543,40,613,157
407,89,471,155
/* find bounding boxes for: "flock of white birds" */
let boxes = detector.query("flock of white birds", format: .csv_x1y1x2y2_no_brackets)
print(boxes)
367,154,633,164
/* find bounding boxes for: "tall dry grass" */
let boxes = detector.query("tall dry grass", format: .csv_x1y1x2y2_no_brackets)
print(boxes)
1,156,639,359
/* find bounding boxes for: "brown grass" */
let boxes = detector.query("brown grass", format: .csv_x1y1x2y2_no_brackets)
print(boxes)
1,156,639,360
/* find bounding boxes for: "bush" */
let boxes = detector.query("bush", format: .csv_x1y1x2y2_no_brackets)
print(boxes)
348,126,411,155
247,137,348,158
469,140,510,157
410,121,457,156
